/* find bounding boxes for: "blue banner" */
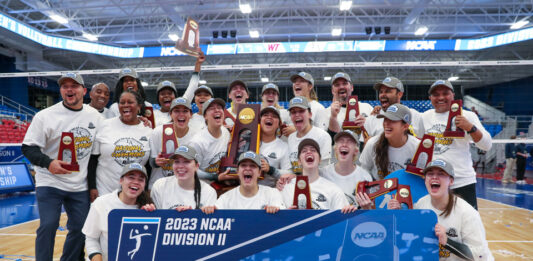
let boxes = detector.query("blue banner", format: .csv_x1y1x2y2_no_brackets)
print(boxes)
109,209,438,260
0,162,34,194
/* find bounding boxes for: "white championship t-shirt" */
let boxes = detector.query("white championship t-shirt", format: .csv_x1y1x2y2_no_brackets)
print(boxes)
189,113,206,130
153,109,171,127
216,185,286,209
23,103,102,192
320,164,373,205
151,176,217,209
190,127,231,175
288,126,332,174
281,176,348,210
93,117,152,195
259,138,291,187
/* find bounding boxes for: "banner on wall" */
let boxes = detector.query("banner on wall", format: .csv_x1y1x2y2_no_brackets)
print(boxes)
108,209,439,260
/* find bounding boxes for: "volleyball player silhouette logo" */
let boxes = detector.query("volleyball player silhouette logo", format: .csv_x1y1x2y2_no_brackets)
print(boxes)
127,228,152,259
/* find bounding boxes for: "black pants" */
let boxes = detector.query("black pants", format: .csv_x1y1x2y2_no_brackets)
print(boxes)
516,157,526,181
452,183,477,210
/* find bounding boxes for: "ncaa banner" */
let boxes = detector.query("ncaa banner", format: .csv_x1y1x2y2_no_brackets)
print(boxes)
109,209,438,260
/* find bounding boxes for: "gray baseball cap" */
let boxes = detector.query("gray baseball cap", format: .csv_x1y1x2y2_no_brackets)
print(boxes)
195,85,214,96
58,72,84,86
298,138,321,158
428,79,454,94
237,151,261,167
202,97,226,115
374,76,404,92
377,103,412,125
331,72,352,84
288,96,310,110
261,83,280,95
169,145,198,161
156,80,177,95
333,130,360,145
228,80,249,95
120,162,148,179
118,68,138,80
169,97,192,112
260,106,281,119
423,159,455,178
290,71,314,86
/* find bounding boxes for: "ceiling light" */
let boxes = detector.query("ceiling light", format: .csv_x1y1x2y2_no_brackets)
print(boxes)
324,76,332,81
339,0,352,11
331,28,342,36
82,33,98,41
510,20,529,29
141,81,148,87
50,14,68,25
199,80,207,84
414,26,428,36
239,3,252,14
261,77,269,82
249,30,260,38
447,76,459,81
168,33,179,41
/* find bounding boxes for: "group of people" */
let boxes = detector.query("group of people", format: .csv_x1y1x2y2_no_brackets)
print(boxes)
22,53,494,260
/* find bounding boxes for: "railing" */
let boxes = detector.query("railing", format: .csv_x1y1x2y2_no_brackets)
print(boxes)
463,95,506,122
0,95,37,121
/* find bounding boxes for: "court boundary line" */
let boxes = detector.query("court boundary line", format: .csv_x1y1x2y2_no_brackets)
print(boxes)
477,197,533,212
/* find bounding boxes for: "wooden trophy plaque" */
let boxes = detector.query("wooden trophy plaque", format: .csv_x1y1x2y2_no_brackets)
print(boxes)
175,17,201,57
161,124,178,158
224,109,236,130
405,134,435,177
144,106,156,129
396,184,413,209
293,176,312,209
443,99,465,138
356,178,398,200
220,104,261,176
341,95,369,140
58,132,79,171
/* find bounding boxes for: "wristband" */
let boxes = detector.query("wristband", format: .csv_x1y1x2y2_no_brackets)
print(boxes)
467,125,477,134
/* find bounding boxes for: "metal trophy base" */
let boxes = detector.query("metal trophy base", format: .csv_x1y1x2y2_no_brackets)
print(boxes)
443,130,465,138
60,163,79,172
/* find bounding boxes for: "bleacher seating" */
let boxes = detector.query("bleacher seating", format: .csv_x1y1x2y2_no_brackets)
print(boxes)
0,118,29,143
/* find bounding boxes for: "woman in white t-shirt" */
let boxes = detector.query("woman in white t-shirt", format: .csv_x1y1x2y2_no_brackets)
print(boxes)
321,130,372,205
287,96,332,174
149,97,200,188
88,91,152,200
259,106,291,187
388,159,493,261
149,145,217,213
83,163,154,261
108,67,152,118
261,83,293,137
290,72,327,130
359,103,419,180
189,85,213,130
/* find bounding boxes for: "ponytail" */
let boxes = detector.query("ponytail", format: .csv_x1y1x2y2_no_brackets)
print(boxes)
193,172,202,209
441,190,456,218
374,133,390,179
135,191,154,209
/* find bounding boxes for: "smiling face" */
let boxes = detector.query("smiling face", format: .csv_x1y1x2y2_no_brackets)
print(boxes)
119,171,146,201
292,77,313,97
170,105,192,129
261,89,279,107
424,168,453,198
334,136,358,162
89,84,110,110
119,92,141,123
229,84,248,104
122,76,138,92
205,103,224,128
60,78,86,110
382,118,409,139
172,156,198,181
298,145,320,170
260,111,280,135
237,160,260,187
429,86,454,113
158,88,176,112
289,107,311,132
378,86,403,110
332,78,353,103
194,91,212,113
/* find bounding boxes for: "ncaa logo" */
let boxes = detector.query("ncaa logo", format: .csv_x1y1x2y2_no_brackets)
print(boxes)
387,105,398,113
384,77,391,82
335,72,344,78
351,222,387,248
177,146,189,153
243,151,256,159
123,68,132,73
176,97,187,103
65,72,77,78
162,81,172,86
129,163,143,170
434,80,445,85
432,159,446,167
292,97,303,104
299,72,306,77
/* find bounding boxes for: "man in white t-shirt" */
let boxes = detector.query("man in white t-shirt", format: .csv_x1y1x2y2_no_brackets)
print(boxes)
364,76,424,138
422,79,492,209
216,151,285,213
22,72,102,261
88,82,113,119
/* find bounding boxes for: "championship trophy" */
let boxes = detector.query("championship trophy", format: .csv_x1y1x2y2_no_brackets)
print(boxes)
144,106,156,129
443,99,465,138
161,124,178,158
395,184,413,209
356,178,398,200
342,95,369,139
58,132,79,171
405,134,435,177
224,109,236,129
175,17,202,57
220,104,261,176
293,176,312,209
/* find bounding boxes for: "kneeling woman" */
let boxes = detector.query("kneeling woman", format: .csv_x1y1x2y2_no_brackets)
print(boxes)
82,163,154,261
150,145,217,212
389,159,493,261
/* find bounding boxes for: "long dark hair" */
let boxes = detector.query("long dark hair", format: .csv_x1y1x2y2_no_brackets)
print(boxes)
441,192,456,218
374,127,411,179
114,77,147,103
136,191,154,209
193,172,202,209
120,90,146,116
